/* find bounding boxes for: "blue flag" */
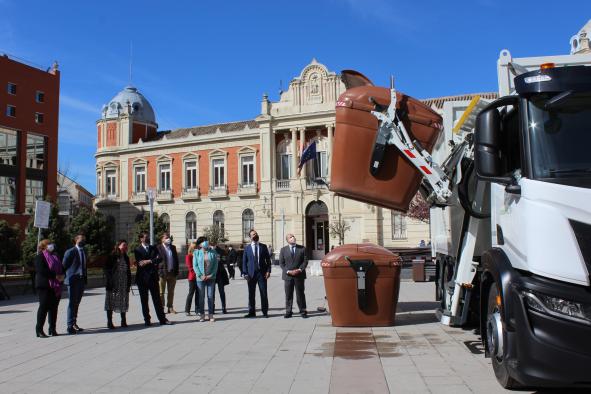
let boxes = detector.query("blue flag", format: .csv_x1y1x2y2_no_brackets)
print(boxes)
298,141,317,175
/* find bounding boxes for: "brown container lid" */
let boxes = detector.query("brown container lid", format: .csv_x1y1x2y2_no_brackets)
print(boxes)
322,243,401,268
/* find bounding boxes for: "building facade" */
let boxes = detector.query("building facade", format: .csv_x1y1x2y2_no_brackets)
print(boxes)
57,171,94,223
95,60,489,258
0,54,60,232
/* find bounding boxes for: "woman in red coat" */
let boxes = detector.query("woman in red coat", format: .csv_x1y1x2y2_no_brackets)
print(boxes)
184,241,199,316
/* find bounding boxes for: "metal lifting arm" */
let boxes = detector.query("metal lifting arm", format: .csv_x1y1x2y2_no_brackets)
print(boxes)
370,77,453,205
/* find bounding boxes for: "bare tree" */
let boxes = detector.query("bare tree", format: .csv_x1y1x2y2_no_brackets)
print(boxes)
329,218,351,246
406,193,430,223
203,224,229,245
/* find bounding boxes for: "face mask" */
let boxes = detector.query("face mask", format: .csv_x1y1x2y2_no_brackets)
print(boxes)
252,235,259,242
47,244,55,252
164,238,171,245
78,241,85,247
201,241,209,249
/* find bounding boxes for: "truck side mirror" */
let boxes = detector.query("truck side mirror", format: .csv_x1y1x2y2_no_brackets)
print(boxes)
474,96,518,186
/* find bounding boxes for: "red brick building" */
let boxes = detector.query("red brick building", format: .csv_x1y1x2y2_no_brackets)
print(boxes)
0,54,60,232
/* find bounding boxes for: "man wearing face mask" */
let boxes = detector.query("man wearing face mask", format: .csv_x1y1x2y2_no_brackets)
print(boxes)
156,233,179,314
63,234,88,335
242,229,272,318
279,234,308,318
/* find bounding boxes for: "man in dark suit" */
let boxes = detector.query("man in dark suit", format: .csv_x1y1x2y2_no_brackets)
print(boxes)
279,233,308,318
242,229,272,318
63,234,87,334
134,232,172,326
156,233,179,314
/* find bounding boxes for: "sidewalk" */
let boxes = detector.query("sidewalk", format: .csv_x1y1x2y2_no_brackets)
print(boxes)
0,273,519,393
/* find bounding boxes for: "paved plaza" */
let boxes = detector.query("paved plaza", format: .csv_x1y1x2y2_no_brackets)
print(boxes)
0,272,523,393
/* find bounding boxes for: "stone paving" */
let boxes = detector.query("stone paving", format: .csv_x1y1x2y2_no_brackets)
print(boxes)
0,271,525,393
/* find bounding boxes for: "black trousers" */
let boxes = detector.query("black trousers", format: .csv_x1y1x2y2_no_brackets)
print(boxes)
216,284,226,313
137,276,166,323
247,271,268,315
36,288,60,332
284,278,307,313
185,279,199,314
228,264,235,279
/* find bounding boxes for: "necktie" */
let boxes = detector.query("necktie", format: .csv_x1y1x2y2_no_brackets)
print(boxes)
291,246,295,257
254,244,259,270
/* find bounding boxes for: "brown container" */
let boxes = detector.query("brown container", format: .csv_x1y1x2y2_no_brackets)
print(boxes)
322,243,401,327
330,76,443,212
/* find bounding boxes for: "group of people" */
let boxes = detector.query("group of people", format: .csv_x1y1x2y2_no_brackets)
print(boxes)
34,228,310,337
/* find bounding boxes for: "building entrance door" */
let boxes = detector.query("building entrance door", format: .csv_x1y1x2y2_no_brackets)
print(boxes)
305,201,329,260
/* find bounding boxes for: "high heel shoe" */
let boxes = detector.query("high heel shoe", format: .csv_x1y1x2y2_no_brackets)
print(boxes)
36,329,48,338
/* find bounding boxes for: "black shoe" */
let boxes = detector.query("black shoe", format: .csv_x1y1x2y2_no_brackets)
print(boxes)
222,309,227,314
48,329,59,336
160,320,173,326
244,313,256,318
108,322,116,329
121,321,128,328
301,312,308,319
284,313,292,319
73,324,84,332
263,313,269,318
67,327,77,335
144,321,152,327
36,329,48,338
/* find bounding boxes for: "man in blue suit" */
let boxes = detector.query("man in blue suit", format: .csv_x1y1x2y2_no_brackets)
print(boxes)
242,229,272,318
63,234,87,335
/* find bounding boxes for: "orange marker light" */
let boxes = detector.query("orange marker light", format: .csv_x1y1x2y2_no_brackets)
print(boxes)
540,63,555,70
496,295,502,306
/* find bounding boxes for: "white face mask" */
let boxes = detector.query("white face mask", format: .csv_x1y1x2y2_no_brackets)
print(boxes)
47,244,55,252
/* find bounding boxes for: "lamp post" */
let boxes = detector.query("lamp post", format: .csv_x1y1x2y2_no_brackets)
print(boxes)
147,188,156,245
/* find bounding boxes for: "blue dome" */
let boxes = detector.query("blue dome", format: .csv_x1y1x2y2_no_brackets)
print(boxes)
102,85,156,124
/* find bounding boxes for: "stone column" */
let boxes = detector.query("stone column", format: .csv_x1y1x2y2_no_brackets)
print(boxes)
290,128,298,180
326,123,333,178
298,127,306,178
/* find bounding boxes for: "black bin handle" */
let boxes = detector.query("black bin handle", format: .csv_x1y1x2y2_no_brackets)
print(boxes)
345,256,374,311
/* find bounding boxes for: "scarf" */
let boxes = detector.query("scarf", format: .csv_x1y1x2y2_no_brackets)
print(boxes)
43,250,63,297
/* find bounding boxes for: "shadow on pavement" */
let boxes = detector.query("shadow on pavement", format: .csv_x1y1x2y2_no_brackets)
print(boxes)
394,312,438,326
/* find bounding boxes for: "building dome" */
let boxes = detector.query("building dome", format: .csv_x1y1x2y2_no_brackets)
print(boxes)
101,85,156,124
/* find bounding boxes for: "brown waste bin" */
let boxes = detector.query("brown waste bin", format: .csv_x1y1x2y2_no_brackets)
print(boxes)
330,70,443,212
412,259,425,282
322,243,401,327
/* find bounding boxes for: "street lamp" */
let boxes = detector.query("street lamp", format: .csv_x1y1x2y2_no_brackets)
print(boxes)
147,187,156,245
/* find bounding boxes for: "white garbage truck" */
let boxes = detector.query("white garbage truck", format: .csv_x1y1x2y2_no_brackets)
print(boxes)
351,48,591,388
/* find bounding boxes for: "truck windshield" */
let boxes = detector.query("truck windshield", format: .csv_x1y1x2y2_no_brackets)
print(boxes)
527,92,591,181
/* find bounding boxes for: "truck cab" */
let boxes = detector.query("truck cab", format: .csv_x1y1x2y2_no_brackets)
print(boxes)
475,64,591,388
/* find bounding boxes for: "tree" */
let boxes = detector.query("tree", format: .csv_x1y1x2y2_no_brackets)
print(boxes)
0,220,21,270
203,224,228,245
329,218,351,246
68,207,115,258
407,193,430,223
21,202,69,267
128,211,168,253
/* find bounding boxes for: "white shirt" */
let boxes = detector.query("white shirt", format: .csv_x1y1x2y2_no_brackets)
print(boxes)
75,245,85,275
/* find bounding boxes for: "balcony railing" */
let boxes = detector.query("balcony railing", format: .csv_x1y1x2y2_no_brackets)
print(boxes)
276,179,290,191
209,185,228,198
95,193,119,205
131,191,147,204
156,189,173,202
237,182,257,196
306,177,329,190
181,187,200,200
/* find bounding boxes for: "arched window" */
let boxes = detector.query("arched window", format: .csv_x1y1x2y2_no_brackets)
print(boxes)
242,209,254,242
160,213,170,233
213,210,225,233
186,212,197,241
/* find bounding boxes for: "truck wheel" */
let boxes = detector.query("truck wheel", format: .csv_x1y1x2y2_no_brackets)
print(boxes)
486,285,520,389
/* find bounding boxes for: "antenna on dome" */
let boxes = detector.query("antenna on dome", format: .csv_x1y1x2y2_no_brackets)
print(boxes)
129,41,133,86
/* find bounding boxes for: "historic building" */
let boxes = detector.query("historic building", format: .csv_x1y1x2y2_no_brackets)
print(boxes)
0,54,60,232
95,59,490,258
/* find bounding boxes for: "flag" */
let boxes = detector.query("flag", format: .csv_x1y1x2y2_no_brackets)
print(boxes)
297,141,317,175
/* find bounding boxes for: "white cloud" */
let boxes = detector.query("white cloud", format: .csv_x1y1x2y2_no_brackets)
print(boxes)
60,94,100,114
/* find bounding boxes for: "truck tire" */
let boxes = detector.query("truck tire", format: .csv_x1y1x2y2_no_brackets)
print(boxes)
486,285,521,389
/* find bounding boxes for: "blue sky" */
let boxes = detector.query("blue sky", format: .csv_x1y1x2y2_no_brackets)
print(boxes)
0,0,587,193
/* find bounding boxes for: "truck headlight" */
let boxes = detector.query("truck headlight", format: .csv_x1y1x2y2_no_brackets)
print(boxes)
522,290,591,325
